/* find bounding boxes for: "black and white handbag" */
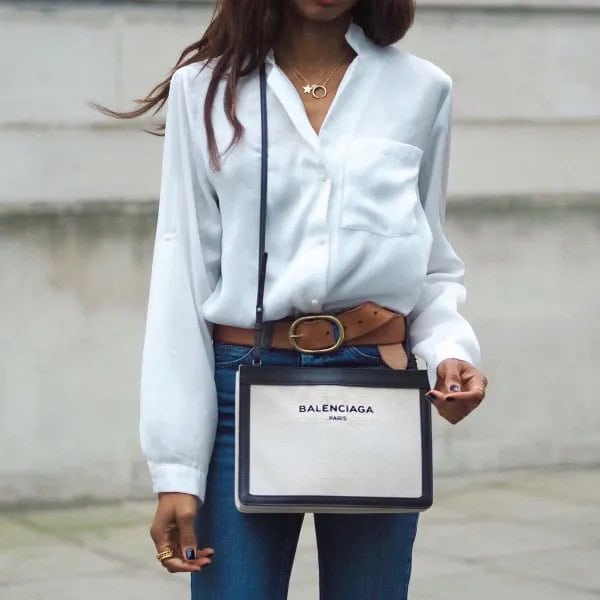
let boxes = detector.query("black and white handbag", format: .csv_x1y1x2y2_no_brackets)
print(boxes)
234,65,432,514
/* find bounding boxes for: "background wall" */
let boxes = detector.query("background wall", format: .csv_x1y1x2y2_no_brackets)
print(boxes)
1,0,599,505
2,0,600,206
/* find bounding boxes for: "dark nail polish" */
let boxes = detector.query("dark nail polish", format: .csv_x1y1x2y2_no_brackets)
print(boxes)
185,548,196,560
449,384,460,392
426,392,436,401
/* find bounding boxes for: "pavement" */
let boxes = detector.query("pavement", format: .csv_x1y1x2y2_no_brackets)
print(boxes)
1,467,598,600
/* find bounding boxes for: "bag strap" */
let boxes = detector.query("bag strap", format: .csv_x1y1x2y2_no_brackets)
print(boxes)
252,64,269,365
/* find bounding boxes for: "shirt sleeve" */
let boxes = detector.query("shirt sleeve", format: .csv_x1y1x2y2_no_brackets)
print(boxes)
408,80,481,389
139,67,222,501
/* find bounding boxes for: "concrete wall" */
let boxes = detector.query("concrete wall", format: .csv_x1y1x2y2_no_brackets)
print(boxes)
1,1,599,504
1,1,600,205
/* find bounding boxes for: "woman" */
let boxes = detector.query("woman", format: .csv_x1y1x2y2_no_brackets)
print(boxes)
102,0,487,597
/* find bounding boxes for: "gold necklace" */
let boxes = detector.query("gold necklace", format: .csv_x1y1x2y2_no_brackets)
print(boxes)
288,53,349,100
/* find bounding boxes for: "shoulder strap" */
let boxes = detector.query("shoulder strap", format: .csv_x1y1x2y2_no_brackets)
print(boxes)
252,64,269,365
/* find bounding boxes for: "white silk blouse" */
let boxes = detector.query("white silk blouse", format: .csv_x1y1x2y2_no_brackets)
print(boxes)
139,22,481,500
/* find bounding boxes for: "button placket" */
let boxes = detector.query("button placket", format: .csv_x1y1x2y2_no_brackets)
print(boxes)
307,156,331,312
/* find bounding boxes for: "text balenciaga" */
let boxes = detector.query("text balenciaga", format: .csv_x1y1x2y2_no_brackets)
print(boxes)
298,404,375,414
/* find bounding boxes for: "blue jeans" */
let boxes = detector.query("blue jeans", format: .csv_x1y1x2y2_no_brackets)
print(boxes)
191,341,419,600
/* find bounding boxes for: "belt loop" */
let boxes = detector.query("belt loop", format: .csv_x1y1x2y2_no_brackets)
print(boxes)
252,320,273,364
260,321,275,350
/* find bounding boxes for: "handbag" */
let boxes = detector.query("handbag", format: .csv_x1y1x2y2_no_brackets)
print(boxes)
234,64,433,514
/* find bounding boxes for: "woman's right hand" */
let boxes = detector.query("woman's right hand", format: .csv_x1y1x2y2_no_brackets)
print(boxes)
150,492,214,573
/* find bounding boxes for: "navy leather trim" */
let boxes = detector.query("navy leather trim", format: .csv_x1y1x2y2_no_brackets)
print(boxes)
239,365,428,387
236,365,433,511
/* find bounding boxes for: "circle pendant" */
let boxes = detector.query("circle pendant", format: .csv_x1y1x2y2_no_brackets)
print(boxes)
311,85,327,100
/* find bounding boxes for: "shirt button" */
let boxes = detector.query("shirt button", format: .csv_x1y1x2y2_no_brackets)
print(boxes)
318,163,328,181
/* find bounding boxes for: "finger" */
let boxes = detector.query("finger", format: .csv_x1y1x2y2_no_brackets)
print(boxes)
195,547,215,563
459,362,487,389
439,400,468,424
427,390,462,423
464,375,487,399
160,548,214,572
186,547,215,569
444,393,481,424
431,398,463,424
426,390,445,411
161,556,204,574
445,390,484,408
435,360,463,394
427,390,474,425
175,504,198,562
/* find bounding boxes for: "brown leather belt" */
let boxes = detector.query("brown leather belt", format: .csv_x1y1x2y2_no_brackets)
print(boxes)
212,301,409,370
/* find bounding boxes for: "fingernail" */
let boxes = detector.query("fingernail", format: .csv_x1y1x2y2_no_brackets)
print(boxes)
185,548,196,560
449,384,460,392
426,392,436,401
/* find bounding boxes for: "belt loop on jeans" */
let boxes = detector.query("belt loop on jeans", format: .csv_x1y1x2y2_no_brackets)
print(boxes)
259,321,275,350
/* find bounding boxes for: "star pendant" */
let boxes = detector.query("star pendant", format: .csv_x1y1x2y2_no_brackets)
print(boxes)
303,84,314,94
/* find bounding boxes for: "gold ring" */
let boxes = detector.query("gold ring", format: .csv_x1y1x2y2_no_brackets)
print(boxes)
156,546,175,562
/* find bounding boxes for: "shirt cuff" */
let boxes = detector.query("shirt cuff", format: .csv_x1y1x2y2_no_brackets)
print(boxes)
148,462,207,501
425,341,479,390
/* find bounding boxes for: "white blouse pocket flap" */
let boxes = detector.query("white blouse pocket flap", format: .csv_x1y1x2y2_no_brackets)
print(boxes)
341,139,423,237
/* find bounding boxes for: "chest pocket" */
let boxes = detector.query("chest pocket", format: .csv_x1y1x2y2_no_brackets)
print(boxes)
340,139,423,237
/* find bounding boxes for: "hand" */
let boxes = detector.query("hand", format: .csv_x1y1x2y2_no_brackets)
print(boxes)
150,492,214,573
427,359,487,425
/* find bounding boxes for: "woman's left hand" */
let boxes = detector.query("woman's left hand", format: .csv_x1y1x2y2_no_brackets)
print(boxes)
427,359,487,425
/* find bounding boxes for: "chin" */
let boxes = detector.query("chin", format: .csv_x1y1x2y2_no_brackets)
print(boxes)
292,0,358,22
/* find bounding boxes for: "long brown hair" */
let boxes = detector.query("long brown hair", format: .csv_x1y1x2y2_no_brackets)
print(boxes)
93,0,415,169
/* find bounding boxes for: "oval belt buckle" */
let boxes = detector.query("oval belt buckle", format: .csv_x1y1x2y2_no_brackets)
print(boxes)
289,314,345,353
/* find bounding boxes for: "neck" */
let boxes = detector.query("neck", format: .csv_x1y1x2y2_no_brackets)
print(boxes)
275,13,353,70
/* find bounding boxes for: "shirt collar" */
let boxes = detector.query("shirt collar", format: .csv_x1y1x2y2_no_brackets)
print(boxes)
265,21,371,66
